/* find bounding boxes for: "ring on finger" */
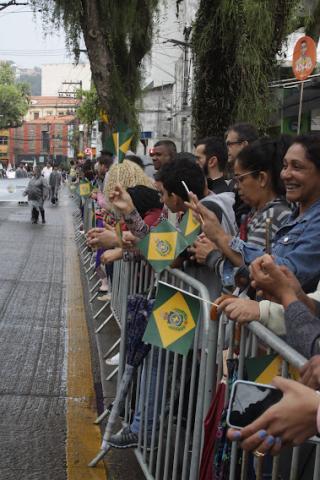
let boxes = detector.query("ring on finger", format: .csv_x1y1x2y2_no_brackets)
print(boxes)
253,450,265,458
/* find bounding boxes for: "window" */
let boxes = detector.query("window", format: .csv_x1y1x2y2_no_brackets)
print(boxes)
46,111,53,116
42,131,49,152
33,112,40,120
0,136,8,145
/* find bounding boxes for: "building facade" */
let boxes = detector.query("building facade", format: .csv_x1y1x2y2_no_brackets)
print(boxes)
10,115,76,166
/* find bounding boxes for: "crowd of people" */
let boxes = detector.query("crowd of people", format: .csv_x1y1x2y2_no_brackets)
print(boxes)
72,125,320,476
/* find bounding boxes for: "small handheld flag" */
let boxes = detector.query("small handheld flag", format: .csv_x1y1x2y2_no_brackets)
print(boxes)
137,220,188,273
180,209,201,246
143,282,200,356
78,180,91,197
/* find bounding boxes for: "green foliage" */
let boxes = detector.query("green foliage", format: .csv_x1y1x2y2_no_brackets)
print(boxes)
30,0,160,133
75,86,99,126
192,0,300,137
0,62,29,128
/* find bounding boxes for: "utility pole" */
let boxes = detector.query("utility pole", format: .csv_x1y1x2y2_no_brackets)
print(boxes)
0,1,28,11
180,25,192,152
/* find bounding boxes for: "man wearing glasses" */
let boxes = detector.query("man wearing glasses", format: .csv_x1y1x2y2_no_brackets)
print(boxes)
225,123,258,167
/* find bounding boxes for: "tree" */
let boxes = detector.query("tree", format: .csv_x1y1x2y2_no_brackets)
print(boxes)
31,0,160,134
0,62,29,128
75,86,99,127
192,0,301,137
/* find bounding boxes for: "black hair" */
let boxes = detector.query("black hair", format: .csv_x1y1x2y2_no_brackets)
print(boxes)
97,153,113,168
225,123,259,144
236,135,294,196
174,152,197,164
155,157,206,201
127,186,162,217
294,135,320,169
125,154,145,170
194,136,228,172
154,140,177,158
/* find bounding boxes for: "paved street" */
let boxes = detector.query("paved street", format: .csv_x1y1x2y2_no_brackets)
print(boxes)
0,189,106,480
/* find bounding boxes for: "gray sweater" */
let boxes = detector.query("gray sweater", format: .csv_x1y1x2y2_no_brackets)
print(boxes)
285,300,320,358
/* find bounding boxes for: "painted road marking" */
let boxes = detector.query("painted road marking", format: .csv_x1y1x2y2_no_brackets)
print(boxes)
65,220,107,480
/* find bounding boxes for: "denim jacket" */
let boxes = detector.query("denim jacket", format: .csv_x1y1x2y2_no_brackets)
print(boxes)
226,198,320,291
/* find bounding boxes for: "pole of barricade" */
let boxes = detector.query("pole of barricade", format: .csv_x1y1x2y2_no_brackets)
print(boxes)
313,444,320,480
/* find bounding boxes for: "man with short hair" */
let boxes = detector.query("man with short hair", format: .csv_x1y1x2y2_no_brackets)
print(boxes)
225,122,259,166
150,139,177,170
225,123,259,226
195,136,230,194
42,162,53,180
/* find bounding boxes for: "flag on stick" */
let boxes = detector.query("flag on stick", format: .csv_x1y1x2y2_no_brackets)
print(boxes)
143,282,200,355
179,209,201,246
78,180,91,197
137,220,188,273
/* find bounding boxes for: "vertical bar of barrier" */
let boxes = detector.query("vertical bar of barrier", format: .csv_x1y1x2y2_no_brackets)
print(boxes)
172,355,188,480
163,353,179,480
289,447,300,480
313,444,320,480
155,351,170,480
149,348,163,475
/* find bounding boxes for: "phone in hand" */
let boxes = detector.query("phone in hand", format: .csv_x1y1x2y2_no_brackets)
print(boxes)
227,380,283,429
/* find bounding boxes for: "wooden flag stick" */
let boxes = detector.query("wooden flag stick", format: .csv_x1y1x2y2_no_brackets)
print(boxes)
158,280,219,308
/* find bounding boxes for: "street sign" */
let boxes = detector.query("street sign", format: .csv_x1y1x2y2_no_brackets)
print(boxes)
292,36,317,133
292,35,317,81
84,147,92,156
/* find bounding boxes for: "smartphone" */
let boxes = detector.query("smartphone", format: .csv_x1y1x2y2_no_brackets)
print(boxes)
227,380,283,429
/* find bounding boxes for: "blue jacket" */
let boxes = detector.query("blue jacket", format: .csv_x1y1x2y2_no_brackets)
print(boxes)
227,198,320,291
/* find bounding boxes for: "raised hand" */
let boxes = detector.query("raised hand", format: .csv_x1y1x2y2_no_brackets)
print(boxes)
109,184,135,215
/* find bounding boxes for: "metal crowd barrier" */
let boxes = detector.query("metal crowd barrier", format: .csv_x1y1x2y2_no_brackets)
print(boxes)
72,198,320,480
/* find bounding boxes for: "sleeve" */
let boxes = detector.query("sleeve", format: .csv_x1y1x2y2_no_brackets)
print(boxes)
96,192,107,209
124,208,149,239
201,200,223,223
258,300,286,336
284,301,320,358
271,229,320,287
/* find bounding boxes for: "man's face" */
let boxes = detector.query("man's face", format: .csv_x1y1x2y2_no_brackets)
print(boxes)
195,144,208,174
225,130,246,166
97,162,108,178
156,181,181,213
151,145,172,170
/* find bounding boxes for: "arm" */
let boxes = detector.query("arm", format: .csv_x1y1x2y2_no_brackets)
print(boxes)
284,301,320,358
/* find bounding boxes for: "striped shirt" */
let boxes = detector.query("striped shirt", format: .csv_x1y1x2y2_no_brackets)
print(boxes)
245,198,292,248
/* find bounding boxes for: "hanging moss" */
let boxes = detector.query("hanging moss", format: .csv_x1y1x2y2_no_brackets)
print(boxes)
192,0,300,138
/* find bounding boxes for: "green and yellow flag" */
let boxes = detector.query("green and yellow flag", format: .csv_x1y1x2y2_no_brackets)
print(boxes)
78,180,91,198
137,220,188,273
245,353,300,384
113,129,133,162
179,209,201,246
143,283,200,355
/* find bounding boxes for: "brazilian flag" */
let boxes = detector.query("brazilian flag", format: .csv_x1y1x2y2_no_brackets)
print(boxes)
78,179,91,198
180,209,201,246
103,127,133,163
137,220,188,273
143,283,200,355
245,354,300,384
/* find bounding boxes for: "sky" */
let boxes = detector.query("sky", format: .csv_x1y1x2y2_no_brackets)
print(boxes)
0,5,86,69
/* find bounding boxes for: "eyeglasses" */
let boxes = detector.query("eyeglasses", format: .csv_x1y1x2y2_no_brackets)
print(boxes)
233,170,260,184
226,140,243,147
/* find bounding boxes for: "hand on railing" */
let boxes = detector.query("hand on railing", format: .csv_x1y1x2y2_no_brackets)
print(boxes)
250,254,302,306
87,225,119,249
227,376,320,454
101,248,123,264
216,296,260,323
301,355,320,389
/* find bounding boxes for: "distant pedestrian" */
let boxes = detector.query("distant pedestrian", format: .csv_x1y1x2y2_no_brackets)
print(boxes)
23,166,49,224
42,162,52,180
49,165,62,205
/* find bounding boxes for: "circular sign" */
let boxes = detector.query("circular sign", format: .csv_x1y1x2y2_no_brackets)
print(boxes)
292,35,317,81
84,147,92,156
